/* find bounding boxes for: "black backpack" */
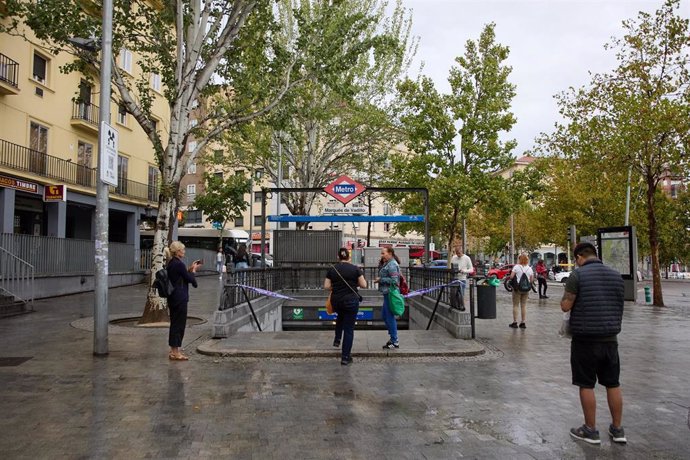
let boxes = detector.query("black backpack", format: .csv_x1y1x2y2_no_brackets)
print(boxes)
153,268,175,298
512,266,531,292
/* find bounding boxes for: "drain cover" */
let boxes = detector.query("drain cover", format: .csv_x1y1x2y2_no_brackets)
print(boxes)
0,357,33,367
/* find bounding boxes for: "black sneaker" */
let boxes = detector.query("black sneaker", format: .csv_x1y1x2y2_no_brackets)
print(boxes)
333,339,341,348
543,295,549,299
519,322,526,329
382,340,399,349
509,322,518,328
570,425,601,445
608,424,626,444
340,356,352,366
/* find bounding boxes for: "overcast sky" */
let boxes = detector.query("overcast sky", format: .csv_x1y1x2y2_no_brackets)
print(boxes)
400,0,688,155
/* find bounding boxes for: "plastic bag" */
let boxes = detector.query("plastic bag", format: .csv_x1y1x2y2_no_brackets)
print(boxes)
559,311,572,338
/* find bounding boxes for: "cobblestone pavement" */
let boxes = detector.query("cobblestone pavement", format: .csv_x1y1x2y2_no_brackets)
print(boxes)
1,276,689,459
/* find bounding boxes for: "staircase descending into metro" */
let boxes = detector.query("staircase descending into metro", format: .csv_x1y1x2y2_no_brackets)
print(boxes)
0,245,34,317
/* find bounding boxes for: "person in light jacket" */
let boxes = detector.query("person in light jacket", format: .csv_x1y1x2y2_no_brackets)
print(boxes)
375,247,401,349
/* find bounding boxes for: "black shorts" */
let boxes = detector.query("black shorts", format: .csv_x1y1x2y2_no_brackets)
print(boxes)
571,340,620,389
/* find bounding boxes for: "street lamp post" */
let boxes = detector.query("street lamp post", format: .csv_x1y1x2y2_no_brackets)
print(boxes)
93,0,114,356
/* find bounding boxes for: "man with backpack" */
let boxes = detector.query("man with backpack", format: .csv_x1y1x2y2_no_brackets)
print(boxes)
508,253,533,329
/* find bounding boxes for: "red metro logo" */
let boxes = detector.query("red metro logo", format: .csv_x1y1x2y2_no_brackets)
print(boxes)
324,175,366,205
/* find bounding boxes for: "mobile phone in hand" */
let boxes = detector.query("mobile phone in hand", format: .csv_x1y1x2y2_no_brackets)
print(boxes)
194,259,203,265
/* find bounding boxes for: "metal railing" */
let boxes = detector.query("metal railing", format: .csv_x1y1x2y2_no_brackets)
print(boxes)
71,101,99,125
0,53,19,88
0,138,159,203
409,266,458,306
0,233,141,275
0,245,34,310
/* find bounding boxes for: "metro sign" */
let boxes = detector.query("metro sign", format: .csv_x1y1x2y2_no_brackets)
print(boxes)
324,175,366,205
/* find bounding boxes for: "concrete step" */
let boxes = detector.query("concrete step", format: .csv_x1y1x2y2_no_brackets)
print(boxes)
0,300,30,318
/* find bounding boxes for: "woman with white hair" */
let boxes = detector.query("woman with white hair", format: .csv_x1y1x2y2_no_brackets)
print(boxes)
165,241,201,360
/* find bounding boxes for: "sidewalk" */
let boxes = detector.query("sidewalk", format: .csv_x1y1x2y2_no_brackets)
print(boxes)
1,276,689,459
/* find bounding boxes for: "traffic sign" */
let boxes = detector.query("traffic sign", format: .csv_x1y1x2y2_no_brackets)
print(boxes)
324,175,366,205
99,122,118,186
212,221,223,230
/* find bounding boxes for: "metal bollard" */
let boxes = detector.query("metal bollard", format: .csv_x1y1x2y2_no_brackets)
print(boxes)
644,286,651,303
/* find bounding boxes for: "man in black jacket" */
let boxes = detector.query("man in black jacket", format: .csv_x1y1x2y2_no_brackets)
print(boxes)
561,242,627,445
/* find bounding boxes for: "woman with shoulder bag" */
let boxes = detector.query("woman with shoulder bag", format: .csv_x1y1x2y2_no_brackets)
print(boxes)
324,248,367,366
375,247,401,349
165,241,201,361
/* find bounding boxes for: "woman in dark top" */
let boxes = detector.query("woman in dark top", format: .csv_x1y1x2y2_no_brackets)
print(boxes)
165,241,201,361
234,244,250,269
324,248,367,365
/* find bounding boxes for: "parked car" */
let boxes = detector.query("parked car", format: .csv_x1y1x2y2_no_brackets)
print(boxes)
487,264,515,280
554,270,571,283
251,253,273,267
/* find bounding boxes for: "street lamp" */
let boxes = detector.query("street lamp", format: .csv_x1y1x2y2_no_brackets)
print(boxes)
454,118,467,254
72,0,114,356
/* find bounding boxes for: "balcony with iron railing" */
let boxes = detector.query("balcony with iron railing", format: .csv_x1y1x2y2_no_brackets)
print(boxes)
70,101,99,133
0,138,159,204
0,53,20,95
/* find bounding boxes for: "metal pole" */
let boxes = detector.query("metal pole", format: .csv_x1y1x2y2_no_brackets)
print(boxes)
276,135,282,230
423,189,430,265
624,167,632,226
510,214,515,264
260,188,267,267
93,0,113,356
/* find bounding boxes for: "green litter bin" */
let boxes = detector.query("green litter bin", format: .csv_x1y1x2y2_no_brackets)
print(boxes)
476,284,497,319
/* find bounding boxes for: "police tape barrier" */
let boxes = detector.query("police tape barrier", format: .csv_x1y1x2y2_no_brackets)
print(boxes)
403,280,461,298
236,285,297,300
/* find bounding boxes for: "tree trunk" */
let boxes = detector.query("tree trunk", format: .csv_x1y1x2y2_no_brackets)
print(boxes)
645,177,664,306
139,195,177,324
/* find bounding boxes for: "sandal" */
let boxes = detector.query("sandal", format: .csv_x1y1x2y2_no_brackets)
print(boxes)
169,353,189,361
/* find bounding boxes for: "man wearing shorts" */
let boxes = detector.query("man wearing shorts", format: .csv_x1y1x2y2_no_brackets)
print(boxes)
560,242,627,445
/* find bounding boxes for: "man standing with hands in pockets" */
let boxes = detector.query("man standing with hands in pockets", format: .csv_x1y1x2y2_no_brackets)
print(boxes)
561,242,627,445
450,246,473,311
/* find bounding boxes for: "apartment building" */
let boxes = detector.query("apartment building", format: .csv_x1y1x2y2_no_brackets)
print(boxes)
0,27,167,245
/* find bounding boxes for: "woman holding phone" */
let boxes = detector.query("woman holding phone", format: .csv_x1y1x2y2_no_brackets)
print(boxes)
165,241,201,361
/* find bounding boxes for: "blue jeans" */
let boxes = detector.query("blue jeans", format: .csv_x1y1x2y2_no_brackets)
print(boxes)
381,293,398,343
450,280,467,309
335,302,359,359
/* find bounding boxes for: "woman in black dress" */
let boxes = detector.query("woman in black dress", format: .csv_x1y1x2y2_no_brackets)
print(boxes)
324,248,367,365
165,241,201,361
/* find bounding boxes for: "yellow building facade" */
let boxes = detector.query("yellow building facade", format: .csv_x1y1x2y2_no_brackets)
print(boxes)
0,26,168,243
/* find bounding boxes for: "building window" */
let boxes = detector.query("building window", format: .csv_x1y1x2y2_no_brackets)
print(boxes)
280,194,288,205
254,168,264,180
188,141,197,153
383,203,390,215
214,149,223,162
185,209,203,224
151,73,161,92
214,171,223,180
119,48,133,73
281,166,290,181
148,165,159,202
33,52,47,84
188,162,197,174
235,169,245,176
234,216,244,227
117,104,127,125
117,155,129,194
279,214,289,229
29,121,48,173
77,141,93,186
253,215,264,227
254,191,264,203
384,223,391,232
186,184,196,200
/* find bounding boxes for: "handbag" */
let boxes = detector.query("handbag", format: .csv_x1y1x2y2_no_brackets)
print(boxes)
559,311,572,338
325,292,334,315
388,285,405,316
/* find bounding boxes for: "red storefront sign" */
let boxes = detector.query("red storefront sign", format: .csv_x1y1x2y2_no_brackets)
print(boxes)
43,184,67,202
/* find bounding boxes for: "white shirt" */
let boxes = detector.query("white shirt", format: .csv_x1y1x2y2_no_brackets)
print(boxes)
511,264,534,281
450,254,473,280
216,252,223,262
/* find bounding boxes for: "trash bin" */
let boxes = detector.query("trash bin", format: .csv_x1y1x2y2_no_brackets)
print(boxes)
476,284,497,319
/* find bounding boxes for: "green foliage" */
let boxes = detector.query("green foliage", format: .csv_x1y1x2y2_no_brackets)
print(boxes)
192,173,251,231
222,0,416,227
537,0,690,305
393,23,517,250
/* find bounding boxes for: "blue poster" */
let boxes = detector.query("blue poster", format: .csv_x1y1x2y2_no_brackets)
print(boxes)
318,308,374,320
